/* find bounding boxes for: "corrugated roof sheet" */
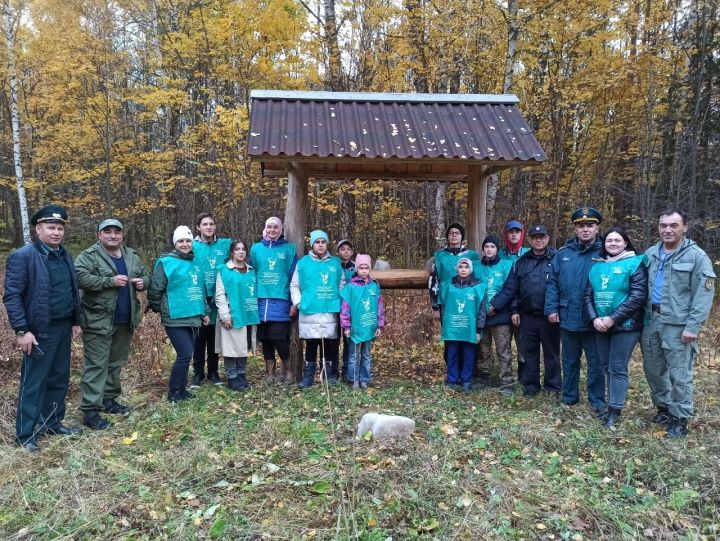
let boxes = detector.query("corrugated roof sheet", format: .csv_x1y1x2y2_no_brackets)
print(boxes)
248,91,546,163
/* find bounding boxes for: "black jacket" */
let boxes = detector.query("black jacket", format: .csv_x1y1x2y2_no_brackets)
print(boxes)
3,241,80,338
583,262,648,332
510,247,556,316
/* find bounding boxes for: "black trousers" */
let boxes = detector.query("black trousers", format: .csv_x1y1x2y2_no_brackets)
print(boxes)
518,313,561,393
305,337,340,378
193,323,218,377
16,319,72,443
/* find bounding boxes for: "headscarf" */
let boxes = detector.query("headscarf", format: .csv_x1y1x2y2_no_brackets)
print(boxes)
262,216,283,241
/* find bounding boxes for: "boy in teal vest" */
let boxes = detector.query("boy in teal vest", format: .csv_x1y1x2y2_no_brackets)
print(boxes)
290,230,345,388
340,254,385,389
440,258,487,392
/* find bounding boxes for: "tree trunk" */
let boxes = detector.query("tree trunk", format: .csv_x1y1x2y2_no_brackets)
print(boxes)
3,0,30,244
323,0,343,90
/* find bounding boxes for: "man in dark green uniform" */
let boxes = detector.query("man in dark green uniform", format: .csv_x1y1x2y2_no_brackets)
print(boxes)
3,205,82,452
75,219,150,430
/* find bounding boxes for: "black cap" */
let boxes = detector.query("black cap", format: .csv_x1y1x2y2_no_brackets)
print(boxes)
482,234,502,249
446,223,465,241
571,207,602,224
31,205,68,226
529,224,549,236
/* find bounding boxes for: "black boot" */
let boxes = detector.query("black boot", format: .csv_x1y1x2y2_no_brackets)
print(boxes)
238,373,250,390
298,363,316,389
604,407,622,428
83,411,111,431
103,398,132,415
665,416,689,439
652,406,671,427
227,377,242,392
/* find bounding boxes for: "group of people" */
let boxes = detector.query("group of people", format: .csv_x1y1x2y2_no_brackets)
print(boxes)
429,208,715,438
3,204,715,453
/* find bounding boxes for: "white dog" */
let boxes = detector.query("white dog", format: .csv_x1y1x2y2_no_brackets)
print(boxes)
356,413,415,441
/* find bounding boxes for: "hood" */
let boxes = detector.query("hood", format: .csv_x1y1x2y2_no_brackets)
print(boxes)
503,228,526,255
261,235,288,248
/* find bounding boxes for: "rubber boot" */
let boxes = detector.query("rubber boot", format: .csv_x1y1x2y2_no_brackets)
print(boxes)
298,362,316,389
282,360,296,384
264,359,276,383
603,407,622,428
665,416,689,439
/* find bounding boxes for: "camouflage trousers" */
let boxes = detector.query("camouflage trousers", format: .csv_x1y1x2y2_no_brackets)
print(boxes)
477,324,514,386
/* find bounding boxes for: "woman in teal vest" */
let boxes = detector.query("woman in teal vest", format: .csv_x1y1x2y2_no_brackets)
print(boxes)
148,226,210,403
584,227,648,428
440,258,487,392
249,217,298,383
290,229,345,389
215,240,260,392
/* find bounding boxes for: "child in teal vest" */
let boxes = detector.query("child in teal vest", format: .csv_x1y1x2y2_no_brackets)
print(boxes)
440,258,487,392
340,254,385,389
215,240,260,392
291,230,345,389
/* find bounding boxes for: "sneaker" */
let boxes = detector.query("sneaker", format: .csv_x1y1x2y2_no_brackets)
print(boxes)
462,382,473,394
44,424,83,436
103,398,132,415
603,407,622,429
665,416,688,439
359,382,368,390
652,407,671,428
83,412,111,431
499,386,513,397
190,374,205,389
352,381,360,390
208,372,223,386
594,408,609,422
18,438,40,453
179,389,196,400
168,389,195,403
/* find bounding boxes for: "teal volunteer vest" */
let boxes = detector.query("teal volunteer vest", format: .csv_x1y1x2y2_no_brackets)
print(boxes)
193,238,231,297
340,280,381,344
250,242,296,299
441,281,487,343
297,255,342,314
218,266,260,328
589,255,645,327
157,256,206,320
474,259,513,310
434,249,481,306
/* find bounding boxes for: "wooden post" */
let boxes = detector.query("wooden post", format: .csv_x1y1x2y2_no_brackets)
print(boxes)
284,162,308,383
467,165,488,250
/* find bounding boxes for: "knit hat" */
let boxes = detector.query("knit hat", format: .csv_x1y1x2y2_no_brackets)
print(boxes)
173,225,193,244
355,254,372,268
262,216,283,241
446,222,465,241
456,257,474,272
482,235,501,249
309,229,329,246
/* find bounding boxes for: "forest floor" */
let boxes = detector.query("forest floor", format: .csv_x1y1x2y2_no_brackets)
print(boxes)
0,264,718,541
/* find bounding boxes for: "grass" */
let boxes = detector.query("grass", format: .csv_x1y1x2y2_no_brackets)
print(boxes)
0,335,719,541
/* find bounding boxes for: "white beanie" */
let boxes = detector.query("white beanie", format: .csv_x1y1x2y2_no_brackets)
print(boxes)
173,225,193,245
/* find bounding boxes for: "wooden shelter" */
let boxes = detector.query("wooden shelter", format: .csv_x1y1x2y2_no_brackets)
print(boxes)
247,90,546,284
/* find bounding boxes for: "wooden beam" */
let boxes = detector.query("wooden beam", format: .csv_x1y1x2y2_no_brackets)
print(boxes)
370,269,429,289
284,162,308,383
466,165,488,250
262,170,470,181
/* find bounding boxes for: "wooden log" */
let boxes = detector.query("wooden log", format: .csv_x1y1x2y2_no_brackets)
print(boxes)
466,164,488,251
370,269,429,289
284,162,308,383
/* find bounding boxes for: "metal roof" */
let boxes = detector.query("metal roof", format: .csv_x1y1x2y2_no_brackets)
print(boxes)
247,90,546,178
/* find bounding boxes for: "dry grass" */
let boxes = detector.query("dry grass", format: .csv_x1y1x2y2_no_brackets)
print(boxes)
0,261,719,540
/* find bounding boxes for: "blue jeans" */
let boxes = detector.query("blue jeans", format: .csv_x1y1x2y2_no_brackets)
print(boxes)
596,331,640,410
560,329,605,410
166,326,199,392
346,340,373,384
446,340,476,385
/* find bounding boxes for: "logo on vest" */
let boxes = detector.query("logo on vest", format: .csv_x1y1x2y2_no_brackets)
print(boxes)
209,258,217,269
601,274,610,290
247,282,255,297
190,271,199,285
320,271,329,285
268,258,277,270
487,277,495,289
361,298,371,312
456,299,466,313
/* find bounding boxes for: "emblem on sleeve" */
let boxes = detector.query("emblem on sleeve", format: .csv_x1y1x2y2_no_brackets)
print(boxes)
706,277,715,290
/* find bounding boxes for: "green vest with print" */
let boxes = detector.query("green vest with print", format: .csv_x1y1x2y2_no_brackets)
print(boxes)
589,255,644,326
218,266,260,328
474,259,513,310
193,238,231,297
441,282,487,343
157,256,206,320
434,248,482,305
250,241,296,300
297,255,342,314
340,280,381,344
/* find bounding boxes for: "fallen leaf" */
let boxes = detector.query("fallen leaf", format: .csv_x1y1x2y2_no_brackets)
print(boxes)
122,432,139,445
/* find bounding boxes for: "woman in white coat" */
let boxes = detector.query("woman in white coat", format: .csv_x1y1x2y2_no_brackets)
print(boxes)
215,240,259,391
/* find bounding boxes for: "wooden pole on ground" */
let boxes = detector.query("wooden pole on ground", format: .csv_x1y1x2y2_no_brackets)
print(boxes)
467,165,488,250
284,162,308,383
